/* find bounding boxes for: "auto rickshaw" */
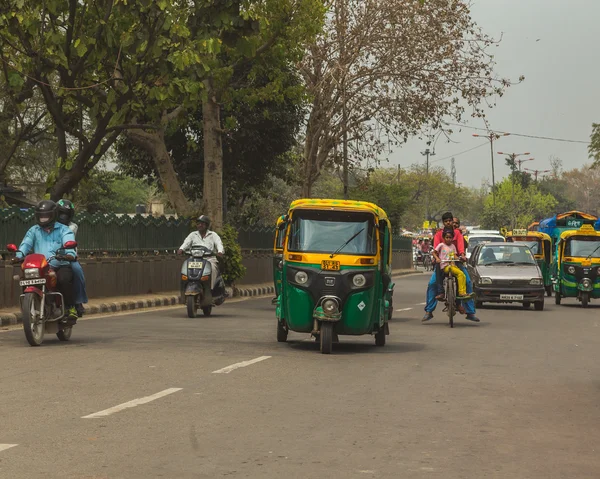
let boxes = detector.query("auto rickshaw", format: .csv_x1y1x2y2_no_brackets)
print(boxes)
507,229,553,296
272,215,287,301
275,199,394,354
553,225,600,307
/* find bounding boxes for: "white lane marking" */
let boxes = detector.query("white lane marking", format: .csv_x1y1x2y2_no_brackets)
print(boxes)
212,356,271,374
395,308,413,312
0,444,18,453
416,302,427,305
82,388,182,419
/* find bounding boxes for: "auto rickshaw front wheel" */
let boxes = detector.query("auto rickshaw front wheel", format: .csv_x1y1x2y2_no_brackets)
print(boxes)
320,322,333,354
277,320,288,342
581,293,590,308
554,292,561,305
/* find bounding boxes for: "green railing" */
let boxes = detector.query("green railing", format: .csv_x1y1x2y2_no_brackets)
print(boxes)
392,236,413,252
0,208,190,254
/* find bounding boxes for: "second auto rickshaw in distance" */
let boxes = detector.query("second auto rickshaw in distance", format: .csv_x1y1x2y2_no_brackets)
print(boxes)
507,229,553,296
275,199,394,354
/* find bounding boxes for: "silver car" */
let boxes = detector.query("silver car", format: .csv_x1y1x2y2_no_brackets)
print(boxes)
467,243,545,310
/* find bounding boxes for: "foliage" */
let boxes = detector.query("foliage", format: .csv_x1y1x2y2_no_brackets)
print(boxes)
480,179,557,230
561,164,600,215
299,0,522,195
218,224,247,286
589,123,600,168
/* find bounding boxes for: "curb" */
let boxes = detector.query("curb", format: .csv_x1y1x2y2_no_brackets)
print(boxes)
0,287,278,327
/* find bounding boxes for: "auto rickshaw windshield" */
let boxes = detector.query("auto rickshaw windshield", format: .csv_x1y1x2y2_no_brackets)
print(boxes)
520,240,541,255
564,237,600,258
287,210,377,255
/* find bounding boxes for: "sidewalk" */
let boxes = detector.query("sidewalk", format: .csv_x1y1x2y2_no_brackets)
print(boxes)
0,269,419,327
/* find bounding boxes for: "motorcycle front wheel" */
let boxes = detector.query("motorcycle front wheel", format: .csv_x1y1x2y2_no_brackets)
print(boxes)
22,292,44,346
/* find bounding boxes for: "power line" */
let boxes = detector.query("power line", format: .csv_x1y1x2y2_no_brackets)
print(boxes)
444,123,590,145
431,142,487,163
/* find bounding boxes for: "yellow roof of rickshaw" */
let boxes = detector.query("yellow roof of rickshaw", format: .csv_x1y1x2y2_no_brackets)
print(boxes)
288,198,390,221
556,210,598,221
507,230,552,241
559,224,600,241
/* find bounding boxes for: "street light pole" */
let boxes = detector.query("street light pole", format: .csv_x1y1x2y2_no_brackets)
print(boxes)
473,132,510,205
421,147,435,225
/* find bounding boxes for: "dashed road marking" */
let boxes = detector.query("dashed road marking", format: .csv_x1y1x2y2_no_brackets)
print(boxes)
0,444,18,453
212,356,271,374
395,308,413,312
416,302,427,305
82,388,183,419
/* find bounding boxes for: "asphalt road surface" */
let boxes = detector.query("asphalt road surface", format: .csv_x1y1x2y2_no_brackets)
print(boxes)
1,274,599,479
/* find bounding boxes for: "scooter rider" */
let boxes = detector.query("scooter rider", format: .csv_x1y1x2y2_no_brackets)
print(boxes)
14,200,78,322
177,215,224,291
56,199,88,317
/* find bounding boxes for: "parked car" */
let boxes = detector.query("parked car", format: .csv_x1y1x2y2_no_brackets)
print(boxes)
467,243,545,310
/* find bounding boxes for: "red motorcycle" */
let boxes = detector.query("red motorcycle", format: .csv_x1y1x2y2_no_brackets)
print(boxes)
7,241,78,346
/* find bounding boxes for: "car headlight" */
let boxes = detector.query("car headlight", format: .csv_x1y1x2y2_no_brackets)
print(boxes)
567,266,576,274
322,298,339,314
294,271,308,284
24,268,39,279
479,277,492,285
530,278,542,285
352,274,366,287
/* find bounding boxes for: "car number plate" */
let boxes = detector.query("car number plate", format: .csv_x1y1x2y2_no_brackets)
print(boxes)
19,278,46,286
188,262,203,269
500,294,523,301
321,260,340,271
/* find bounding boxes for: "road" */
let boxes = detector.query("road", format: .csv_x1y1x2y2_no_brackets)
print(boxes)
1,274,599,478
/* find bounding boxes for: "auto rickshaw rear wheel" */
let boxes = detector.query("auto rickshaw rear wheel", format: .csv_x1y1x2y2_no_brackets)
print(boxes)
534,300,544,311
277,319,288,342
320,322,333,354
202,306,212,316
545,286,552,297
375,325,386,347
554,292,561,305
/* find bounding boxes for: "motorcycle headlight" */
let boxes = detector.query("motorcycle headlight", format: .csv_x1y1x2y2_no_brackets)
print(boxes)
530,278,542,285
24,268,40,279
322,298,339,314
567,266,576,274
295,271,308,284
352,274,367,287
480,277,492,285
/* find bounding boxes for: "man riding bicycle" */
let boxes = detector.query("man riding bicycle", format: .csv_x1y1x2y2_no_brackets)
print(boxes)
422,212,480,323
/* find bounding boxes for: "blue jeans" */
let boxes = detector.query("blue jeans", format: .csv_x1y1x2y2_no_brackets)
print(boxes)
71,261,88,305
425,264,475,315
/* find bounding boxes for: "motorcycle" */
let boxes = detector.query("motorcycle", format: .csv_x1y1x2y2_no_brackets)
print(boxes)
181,246,226,318
6,241,78,346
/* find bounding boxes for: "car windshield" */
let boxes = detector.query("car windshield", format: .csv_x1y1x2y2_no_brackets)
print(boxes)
287,210,377,255
468,236,504,252
477,245,536,265
564,237,600,258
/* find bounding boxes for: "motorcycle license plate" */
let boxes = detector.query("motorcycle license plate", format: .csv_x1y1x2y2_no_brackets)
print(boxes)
188,262,203,269
500,294,523,301
321,260,340,271
20,278,46,286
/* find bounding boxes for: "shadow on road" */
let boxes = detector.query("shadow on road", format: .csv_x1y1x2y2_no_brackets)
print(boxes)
286,339,425,355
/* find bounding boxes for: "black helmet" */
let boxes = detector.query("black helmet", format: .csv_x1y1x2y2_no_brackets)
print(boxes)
35,200,57,228
57,199,75,225
197,215,211,227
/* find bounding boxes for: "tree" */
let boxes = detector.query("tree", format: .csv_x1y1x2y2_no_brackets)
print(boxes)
537,157,576,213
589,123,600,168
561,165,600,215
480,179,557,230
299,0,522,196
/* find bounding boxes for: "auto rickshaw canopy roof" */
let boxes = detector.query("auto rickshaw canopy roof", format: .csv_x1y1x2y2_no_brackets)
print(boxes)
559,224,600,241
507,230,551,241
288,198,390,223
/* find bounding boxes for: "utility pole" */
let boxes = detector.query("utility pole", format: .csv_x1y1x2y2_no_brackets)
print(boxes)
450,157,456,186
339,0,349,199
421,147,435,224
473,132,510,206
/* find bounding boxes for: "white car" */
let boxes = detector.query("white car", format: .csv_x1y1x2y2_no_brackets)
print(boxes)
466,233,506,259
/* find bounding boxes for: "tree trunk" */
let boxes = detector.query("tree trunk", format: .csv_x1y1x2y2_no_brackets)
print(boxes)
202,78,224,231
126,128,193,216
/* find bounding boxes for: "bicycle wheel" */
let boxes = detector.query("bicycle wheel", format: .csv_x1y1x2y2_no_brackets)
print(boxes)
446,277,456,328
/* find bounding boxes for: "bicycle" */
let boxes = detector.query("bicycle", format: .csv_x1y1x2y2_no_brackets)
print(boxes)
422,253,433,271
439,259,465,328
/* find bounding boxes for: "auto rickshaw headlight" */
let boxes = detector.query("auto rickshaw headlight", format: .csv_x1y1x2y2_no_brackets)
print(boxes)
295,271,308,284
567,266,576,274
530,278,542,285
322,298,339,314
352,274,367,287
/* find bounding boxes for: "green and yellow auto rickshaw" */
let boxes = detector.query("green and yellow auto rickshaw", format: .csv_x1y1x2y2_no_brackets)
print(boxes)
553,225,600,307
272,215,287,301
275,199,394,354
507,229,553,296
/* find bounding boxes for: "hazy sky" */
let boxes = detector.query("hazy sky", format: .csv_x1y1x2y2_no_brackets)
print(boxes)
386,0,599,188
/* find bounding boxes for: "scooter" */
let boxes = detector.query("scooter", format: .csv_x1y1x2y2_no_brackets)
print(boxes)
7,241,78,346
181,246,226,317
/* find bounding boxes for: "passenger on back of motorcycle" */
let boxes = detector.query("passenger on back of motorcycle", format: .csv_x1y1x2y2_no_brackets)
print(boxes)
13,200,78,322
57,199,88,317
177,215,225,293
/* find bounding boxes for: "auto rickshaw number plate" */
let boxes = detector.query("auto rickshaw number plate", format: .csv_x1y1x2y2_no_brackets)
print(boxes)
321,260,340,271
188,262,203,268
